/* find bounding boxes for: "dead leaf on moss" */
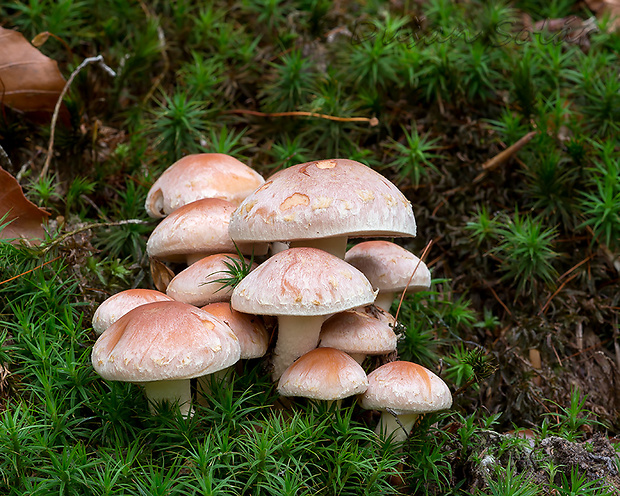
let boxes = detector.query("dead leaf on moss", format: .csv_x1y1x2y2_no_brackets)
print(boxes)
585,0,620,31
0,26,66,113
0,167,50,243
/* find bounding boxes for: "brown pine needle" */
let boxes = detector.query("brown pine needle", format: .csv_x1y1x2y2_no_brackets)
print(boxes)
538,272,579,316
394,239,433,322
473,131,538,183
0,255,61,286
225,109,379,126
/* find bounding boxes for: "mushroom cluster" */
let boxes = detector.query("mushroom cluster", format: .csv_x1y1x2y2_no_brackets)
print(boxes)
91,153,452,439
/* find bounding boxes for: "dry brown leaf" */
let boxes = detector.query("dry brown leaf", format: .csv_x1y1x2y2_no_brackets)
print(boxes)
0,167,50,243
150,258,175,292
0,26,66,113
585,0,620,31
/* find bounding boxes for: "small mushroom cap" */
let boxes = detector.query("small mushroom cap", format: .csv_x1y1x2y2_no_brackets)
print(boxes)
92,301,241,382
229,159,416,243
319,310,397,356
145,153,265,218
360,361,452,415
201,302,269,359
278,347,369,400
231,247,376,317
345,241,431,293
146,198,267,263
167,253,256,307
92,289,174,335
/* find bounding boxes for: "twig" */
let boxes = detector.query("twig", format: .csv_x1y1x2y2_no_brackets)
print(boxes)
225,109,379,126
473,131,537,183
538,272,579,316
41,219,148,255
40,55,116,179
394,239,433,322
0,255,61,286
485,280,512,317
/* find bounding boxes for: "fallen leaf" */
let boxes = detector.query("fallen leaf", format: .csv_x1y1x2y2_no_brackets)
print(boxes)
0,26,66,113
150,258,175,292
585,0,620,32
0,167,50,243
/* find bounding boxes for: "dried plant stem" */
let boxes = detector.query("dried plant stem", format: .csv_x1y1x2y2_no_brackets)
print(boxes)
226,109,379,126
394,239,433,322
0,255,61,286
41,219,148,255
41,55,116,179
0,143,12,170
138,0,169,105
473,131,537,183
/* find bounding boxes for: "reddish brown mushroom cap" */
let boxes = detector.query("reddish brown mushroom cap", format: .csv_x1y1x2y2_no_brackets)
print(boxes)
229,159,416,252
167,253,256,307
146,198,267,264
145,153,264,218
92,289,174,335
278,347,368,400
201,302,269,359
91,301,241,382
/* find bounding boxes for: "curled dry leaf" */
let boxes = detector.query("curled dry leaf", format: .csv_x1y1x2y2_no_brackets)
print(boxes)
0,26,66,113
0,167,50,243
150,258,175,292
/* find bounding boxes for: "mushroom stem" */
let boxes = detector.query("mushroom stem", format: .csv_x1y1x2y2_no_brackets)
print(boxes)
376,412,418,443
143,379,192,417
374,292,396,312
272,315,325,380
349,353,367,364
290,236,348,259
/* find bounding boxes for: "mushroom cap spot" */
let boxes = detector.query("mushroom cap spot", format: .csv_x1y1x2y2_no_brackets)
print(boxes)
145,153,264,218
166,253,257,307
359,361,452,415
231,247,376,317
92,289,174,335
280,193,310,211
229,158,416,243
278,347,368,400
146,198,267,262
91,301,240,382
201,302,269,359
345,240,431,293
319,310,397,355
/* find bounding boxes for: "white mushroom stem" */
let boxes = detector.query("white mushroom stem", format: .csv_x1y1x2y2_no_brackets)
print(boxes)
376,412,418,443
374,292,396,312
272,315,325,380
143,379,192,417
349,353,367,364
290,236,348,259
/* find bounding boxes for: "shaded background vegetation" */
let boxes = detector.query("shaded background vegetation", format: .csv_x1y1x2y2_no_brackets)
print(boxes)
0,0,619,494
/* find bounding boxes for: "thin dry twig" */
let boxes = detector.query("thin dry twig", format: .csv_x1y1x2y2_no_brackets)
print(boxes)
225,108,379,126
41,55,116,179
41,219,148,255
473,131,537,183
394,239,433,322
538,272,579,315
0,255,61,286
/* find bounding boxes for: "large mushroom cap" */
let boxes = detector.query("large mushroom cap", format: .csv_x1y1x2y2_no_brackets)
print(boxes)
146,198,267,264
345,241,431,293
92,289,174,335
229,158,416,244
360,361,452,415
278,347,368,400
91,301,241,382
231,247,376,316
145,153,265,218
